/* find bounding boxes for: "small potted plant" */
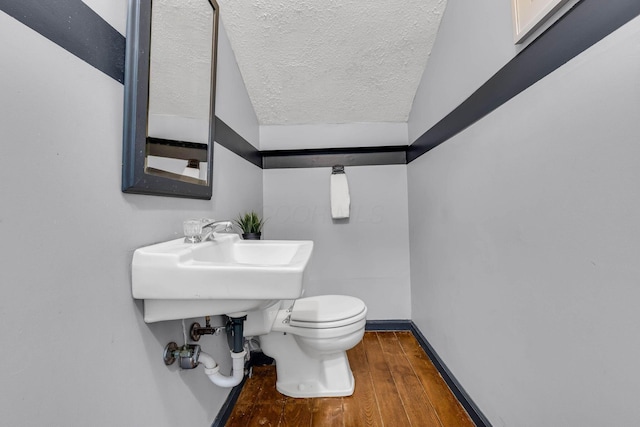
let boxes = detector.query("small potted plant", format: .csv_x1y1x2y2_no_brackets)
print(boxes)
234,211,265,240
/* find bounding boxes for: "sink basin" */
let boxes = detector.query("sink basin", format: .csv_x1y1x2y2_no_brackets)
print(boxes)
132,233,313,322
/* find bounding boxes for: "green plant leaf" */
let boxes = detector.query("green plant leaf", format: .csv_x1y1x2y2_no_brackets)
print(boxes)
234,211,265,233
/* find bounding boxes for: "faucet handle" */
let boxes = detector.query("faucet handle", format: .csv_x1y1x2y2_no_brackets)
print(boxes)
183,219,203,243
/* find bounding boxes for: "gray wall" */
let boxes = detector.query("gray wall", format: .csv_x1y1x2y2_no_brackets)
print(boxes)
0,5,261,426
263,165,411,319
408,3,640,425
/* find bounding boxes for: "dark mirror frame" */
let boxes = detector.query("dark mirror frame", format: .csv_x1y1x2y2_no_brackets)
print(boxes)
122,0,218,199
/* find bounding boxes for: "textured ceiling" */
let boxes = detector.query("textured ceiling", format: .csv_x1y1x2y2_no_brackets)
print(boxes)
217,0,447,126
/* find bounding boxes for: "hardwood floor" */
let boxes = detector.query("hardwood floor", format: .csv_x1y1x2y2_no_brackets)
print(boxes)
225,331,475,426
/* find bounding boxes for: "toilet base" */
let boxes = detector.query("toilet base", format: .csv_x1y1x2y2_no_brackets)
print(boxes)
260,331,355,398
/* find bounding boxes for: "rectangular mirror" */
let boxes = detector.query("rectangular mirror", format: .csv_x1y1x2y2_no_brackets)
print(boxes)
122,0,218,199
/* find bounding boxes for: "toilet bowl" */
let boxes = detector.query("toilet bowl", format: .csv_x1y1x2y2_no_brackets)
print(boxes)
245,295,367,398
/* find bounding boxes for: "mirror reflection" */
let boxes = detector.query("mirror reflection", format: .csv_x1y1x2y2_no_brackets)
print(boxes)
145,0,215,185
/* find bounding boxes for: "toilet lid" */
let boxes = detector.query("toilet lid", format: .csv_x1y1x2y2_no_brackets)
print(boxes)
289,295,366,328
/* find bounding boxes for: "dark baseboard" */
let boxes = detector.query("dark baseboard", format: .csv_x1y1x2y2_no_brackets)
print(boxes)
365,319,413,331
213,320,491,426
210,375,247,427
406,322,492,427
367,319,490,426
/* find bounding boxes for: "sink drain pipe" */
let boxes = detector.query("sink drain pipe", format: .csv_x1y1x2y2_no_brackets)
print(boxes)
199,315,247,388
163,316,247,388
198,349,246,388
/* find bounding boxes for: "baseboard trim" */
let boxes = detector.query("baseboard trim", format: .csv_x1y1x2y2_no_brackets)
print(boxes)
367,320,491,426
210,375,247,427
212,320,491,427
406,322,492,427
365,319,413,331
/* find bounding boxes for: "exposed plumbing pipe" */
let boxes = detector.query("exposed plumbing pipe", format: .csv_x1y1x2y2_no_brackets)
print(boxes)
198,350,246,388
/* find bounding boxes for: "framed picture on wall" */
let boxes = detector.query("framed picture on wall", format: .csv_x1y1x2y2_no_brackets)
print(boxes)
512,0,570,44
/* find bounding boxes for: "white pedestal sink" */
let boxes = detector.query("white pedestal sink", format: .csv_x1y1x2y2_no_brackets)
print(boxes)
132,233,313,322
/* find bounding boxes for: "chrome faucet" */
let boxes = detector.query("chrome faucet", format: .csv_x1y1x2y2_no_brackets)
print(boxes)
201,220,234,241
183,219,234,243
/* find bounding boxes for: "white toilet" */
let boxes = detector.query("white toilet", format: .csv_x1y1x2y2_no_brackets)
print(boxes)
244,295,367,398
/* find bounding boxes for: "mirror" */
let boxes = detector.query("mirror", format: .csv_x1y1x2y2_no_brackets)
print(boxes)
122,0,218,199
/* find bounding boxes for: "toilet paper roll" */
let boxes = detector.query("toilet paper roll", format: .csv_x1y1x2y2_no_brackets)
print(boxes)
330,172,350,219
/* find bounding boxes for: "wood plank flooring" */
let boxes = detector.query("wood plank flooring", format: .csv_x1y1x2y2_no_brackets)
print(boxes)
225,331,475,426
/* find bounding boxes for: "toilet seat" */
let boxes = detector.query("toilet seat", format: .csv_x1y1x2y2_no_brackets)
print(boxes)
289,295,366,329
